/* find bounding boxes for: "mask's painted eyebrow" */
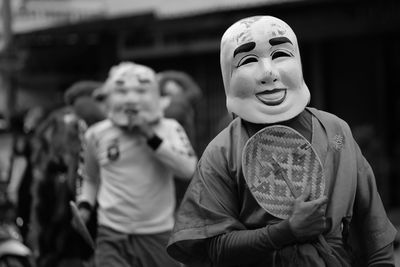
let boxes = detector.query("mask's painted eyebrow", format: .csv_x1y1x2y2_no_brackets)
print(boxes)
138,78,151,84
233,42,256,57
269,37,293,46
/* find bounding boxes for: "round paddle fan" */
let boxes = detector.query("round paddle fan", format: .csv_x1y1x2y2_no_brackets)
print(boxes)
242,125,325,219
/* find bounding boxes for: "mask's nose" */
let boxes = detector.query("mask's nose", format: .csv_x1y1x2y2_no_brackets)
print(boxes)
124,90,141,103
117,91,140,113
259,59,278,85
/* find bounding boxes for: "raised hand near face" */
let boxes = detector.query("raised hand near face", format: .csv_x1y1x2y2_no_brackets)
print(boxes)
126,111,155,139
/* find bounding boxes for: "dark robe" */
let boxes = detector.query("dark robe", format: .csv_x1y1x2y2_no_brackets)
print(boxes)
167,108,396,266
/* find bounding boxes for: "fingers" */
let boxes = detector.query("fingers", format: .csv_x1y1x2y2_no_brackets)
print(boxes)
297,183,311,201
307,196,328,216
312,195,328,207
77,209,90,224
71,216,80,230
297,183,327,207
289,214,331,240
307,215,331,235
309,217,328,237
323,217,332,234
316,216,329,233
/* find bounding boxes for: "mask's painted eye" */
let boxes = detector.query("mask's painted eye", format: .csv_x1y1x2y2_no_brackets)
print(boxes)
238,56,258,66
115,87,128,94
136,87,147,94
271,50,292,60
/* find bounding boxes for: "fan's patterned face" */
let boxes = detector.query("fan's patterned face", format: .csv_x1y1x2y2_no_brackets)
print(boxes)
220,16,310,124
242,125,325,219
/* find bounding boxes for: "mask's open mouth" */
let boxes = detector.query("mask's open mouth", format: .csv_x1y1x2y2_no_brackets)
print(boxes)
256,88,287,106
122,105,139,116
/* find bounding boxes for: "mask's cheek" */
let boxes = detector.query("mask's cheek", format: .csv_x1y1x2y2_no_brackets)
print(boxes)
108,95,124,110
139,92,157,110
229,75,256,99
277,64,304,90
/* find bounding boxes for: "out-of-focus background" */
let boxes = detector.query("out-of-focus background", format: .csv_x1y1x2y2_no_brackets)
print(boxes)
1,0,400,265
2,0,399,206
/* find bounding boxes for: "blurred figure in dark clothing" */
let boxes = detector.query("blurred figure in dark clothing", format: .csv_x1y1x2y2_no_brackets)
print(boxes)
352,124,391,206
0,167,34,267
7,107,46,245
64,81,107,247
64,80,106,127
30,108,90,267
29,81,106,267
157,71,202,206
157,70,202,147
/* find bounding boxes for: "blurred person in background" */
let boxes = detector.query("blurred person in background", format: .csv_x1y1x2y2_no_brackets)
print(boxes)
64,80,106,129
29,80,106,267
6,106,48,249
64,80,107,197
157,70,202,147
352,124,391,206
76,62,197,267
64,80,108,259
92,85,110,119
7,110,36,243
30,108,90,267
157,70,202,207
167,15,397,266
1,139,34,267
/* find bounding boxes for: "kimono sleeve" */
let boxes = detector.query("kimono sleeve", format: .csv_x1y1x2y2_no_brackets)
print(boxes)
167,143,245,265
351,140,397,262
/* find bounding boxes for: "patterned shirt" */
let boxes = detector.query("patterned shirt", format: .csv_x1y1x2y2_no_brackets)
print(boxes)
79,118,197,234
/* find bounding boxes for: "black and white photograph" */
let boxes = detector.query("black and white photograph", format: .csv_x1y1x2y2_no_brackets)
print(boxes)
0,0,399,266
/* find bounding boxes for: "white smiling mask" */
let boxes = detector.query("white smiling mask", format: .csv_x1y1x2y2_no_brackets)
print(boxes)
103,62,163,128
220,16,310,123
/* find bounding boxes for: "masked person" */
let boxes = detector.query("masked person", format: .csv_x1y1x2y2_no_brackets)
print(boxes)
166,16,397,267
76,62,197,267
157,70,202,146
157,71,203,208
